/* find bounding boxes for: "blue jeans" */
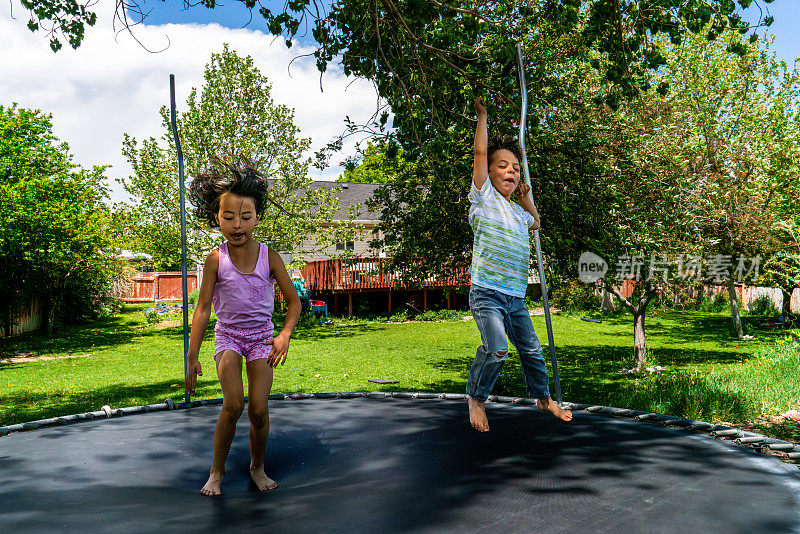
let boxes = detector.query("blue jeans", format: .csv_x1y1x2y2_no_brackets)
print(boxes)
466,285,550,403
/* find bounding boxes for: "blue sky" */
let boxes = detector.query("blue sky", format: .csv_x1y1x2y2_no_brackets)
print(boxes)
741,1,800,63
138,0,319,46
138,1,286,25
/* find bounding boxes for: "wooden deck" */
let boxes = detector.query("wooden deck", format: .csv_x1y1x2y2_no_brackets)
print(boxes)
300,258,470,315
301,258,470,292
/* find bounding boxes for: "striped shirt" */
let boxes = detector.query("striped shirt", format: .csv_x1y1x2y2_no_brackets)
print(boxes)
468,178,534,297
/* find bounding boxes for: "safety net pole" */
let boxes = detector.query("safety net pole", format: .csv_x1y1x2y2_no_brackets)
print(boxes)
515,43,562,405
169,74,190,404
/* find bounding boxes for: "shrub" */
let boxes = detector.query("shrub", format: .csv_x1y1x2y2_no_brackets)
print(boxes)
524,295,542,309
697,292,729,312
416,310,439,322
389,308,463,322
98,298,125,318
430,309,464,322
388,309,409,322
549,279,600,313
297,310,320,328
748,295,780,316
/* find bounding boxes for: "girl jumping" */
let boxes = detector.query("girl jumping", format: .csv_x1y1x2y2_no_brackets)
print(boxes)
185,157,300,496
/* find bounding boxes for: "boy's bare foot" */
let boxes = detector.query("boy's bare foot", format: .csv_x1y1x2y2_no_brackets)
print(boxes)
467,396,490,432
250,465,279,491
537,397,572,422
201,472,224,496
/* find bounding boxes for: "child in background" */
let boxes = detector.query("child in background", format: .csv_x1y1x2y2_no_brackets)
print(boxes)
467,97,572,432
185,158,300,495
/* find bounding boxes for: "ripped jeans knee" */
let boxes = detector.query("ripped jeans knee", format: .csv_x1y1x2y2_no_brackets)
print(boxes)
466,344,507,403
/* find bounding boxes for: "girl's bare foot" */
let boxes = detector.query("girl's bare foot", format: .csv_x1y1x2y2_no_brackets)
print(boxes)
201,472,224,496
467,396,490,432
537,398,572,421
250,465,279,491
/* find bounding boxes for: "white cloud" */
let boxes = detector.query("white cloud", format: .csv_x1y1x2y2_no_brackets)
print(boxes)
0,1,381,203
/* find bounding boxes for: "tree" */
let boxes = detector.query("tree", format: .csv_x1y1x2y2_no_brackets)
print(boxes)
568,26,800,363
18,0,779,271
0,104,71,184
0,104,64,331
0,105,117,335
302,0,774,286
338,141,412,184
312,2,791,364
119,45,356,269
568,26,800,362
564,89,696,369
647,28,800,337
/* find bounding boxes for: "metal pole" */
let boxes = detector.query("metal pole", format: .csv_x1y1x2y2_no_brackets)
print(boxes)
170,74,191,404
515,43,562,405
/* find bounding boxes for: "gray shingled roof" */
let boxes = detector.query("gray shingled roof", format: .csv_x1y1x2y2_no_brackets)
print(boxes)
266,179,382,222
306,181,382,222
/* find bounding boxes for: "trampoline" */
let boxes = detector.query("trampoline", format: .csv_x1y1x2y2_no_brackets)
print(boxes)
2,394,800,533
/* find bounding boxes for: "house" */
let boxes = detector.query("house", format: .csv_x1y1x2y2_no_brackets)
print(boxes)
296,181,470,315
296,181,384,261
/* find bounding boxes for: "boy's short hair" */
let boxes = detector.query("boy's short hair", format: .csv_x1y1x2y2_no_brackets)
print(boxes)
487,134,523,167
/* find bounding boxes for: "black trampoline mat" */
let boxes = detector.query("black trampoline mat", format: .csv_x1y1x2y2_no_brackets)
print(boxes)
2,397,800,533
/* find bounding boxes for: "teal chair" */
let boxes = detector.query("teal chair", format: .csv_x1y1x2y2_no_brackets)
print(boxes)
292,279,310,312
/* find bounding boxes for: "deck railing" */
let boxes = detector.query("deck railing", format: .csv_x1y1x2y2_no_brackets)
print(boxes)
301,258,470,291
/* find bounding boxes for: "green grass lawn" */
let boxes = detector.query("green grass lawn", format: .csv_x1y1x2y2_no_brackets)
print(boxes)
1,304,798,443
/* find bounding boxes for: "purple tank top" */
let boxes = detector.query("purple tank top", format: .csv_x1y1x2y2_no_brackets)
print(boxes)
212,241,275,330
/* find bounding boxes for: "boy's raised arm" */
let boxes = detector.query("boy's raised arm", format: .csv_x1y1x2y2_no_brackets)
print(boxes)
473,97,488,189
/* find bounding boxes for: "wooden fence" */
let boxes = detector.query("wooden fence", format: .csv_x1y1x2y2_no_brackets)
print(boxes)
1,297,42,337
117,272,198,303
609,279,787,310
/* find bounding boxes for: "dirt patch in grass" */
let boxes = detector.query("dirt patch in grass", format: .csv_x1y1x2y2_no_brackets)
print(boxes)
155,320,182,329
528,307,561,316
131,319,182,330
0,352,92,364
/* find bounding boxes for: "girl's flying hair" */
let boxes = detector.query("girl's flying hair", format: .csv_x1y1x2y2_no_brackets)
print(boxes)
487,134,523,167
189,156,284,228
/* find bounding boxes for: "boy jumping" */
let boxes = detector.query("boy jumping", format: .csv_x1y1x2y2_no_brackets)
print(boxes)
467,97,572,432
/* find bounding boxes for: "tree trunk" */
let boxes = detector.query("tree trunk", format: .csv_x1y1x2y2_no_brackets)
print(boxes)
633,309,646,369
605,282,653,370
42,297,56,336
727,277,744,338
601,289,616,311
781,288,792,318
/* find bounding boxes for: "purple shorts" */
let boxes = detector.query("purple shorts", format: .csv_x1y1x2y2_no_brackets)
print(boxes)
214,323,274,364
